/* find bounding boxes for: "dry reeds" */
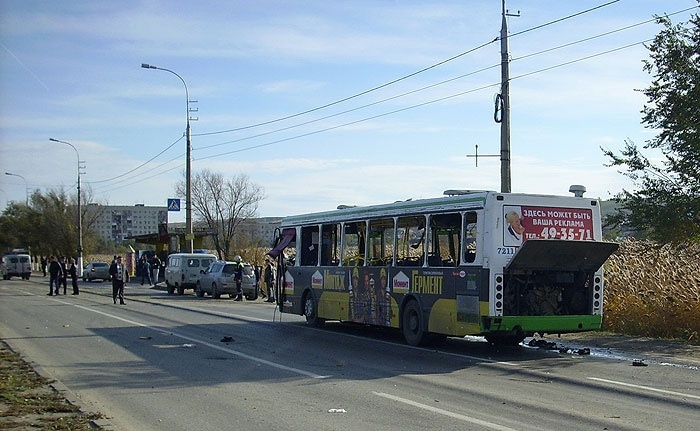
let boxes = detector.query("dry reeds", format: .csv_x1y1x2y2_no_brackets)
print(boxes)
603,239,700,344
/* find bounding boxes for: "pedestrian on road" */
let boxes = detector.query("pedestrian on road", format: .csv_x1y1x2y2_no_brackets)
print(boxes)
109,256,128,305
59,256,68,295
69,257,79,295
233,255,244,301
48,256,61,296
264,260,276,303
41,256,47,277
254,264,266,299
150,255,161,285
140,256,152,286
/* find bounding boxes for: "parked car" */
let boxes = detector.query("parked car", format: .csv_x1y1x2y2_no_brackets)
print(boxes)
82,262,111,282
195,260,257,300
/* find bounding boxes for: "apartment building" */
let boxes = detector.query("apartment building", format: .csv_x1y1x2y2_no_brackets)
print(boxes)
90,204,167,243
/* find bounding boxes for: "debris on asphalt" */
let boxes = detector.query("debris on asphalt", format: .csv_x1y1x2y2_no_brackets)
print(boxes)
632,359,648,367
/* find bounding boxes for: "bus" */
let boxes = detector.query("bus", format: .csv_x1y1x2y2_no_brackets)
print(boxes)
267,187,618,346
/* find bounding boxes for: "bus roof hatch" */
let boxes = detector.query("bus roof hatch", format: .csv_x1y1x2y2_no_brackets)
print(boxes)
505,240,619,272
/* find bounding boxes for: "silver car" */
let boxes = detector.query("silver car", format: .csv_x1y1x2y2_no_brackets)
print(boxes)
195,260,257,299
82,262,111,282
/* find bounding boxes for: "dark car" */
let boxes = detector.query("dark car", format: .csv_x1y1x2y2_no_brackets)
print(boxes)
195,260,257,299
82,262,110,282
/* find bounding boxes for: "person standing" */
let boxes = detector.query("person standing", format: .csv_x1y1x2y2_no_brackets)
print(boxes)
150,254,161,285
264,260,276,303
41,256,47,277
109,256,127,304
68,257,79,295
140,256,152,286
59,256,68,295
47,256,61,295
254,263,265,299
233,255,244,301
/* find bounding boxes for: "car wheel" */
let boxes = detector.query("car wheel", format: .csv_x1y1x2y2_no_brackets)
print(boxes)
177,286,185,295
166,282,175,294
195,283,204,297
212,283,220,299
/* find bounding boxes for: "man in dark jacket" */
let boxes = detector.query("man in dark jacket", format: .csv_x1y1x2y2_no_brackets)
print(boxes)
48,256,61,296
109,256,128,304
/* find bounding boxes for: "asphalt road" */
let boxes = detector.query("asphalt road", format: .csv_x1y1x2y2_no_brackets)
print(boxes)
1,277,698,431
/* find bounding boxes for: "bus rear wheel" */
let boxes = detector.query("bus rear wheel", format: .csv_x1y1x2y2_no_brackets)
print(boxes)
304,293,325,327
402,300,428,346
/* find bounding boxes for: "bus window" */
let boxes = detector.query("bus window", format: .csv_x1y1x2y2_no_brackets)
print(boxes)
300,225,319,266
428,213,461,267
463,211,478,264
342,221,366,266
368,218,394,266
320,223,341,266
396,216,425,267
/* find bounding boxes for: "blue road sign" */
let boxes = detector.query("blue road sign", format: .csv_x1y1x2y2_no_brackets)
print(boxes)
167,198,181,211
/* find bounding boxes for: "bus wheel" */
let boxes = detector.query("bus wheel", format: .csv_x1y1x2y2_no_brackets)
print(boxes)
177,286,185,295
195,283,204,297
166,283,175,295
402,300,427,346
304,293,325,327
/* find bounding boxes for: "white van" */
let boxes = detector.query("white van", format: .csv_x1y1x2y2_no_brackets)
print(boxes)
2,251,32,280
164,253,217,295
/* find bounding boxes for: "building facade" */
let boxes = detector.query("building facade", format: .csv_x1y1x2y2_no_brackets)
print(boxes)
91,204,168,243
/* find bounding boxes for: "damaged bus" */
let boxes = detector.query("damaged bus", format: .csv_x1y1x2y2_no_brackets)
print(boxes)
268,187,618,346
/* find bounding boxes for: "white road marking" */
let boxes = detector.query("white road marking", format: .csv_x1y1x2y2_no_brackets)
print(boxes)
588,377,700,400
373,392,523,431
37,293,330,380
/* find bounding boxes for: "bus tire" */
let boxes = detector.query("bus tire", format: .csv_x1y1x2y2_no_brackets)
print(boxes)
166,282,175,295
177,286,185,295
304,292,325,327
402,300,428,346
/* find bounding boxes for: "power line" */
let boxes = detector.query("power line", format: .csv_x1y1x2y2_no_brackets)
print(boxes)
194,0,623,138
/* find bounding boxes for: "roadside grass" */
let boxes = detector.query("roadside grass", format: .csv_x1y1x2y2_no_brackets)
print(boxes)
604,240,700,344
0,340,103,430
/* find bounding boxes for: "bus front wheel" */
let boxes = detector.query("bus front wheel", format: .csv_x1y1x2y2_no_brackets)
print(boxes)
304,293,325,327
402,300,428,346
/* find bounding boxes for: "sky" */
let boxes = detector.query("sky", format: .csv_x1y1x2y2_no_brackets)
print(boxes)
1,0,698,222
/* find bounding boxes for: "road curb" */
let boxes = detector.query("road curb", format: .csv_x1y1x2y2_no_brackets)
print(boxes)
8,340,117,430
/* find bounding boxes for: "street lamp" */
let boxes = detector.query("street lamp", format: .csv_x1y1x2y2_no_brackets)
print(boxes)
49,138,84,271
141,63,193,252
4,172,28,205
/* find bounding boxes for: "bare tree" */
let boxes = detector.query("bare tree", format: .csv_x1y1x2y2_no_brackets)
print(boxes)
177,170,264,259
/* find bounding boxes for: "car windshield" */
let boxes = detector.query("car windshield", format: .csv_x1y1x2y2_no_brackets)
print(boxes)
93,263,108,267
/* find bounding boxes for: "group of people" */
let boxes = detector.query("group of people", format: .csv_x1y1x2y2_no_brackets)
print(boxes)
45,255,80,296
42,252,278,306
138,254,161,287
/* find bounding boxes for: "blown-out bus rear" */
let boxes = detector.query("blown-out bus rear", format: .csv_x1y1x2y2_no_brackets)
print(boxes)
268,188,618,346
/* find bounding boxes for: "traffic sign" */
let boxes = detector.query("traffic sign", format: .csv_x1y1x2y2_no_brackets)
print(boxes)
167,198,181,211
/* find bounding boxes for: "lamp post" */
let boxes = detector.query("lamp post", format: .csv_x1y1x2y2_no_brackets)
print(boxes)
141,63,193,252
4,172,28,205
49,138,83,272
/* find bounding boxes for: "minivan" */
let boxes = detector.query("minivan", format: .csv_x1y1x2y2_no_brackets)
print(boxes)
164,253,216,295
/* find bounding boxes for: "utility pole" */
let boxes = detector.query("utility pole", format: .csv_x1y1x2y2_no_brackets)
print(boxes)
498,0,516,193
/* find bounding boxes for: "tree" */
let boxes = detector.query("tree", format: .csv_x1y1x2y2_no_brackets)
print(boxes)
603,12,700,245
177,170,264,259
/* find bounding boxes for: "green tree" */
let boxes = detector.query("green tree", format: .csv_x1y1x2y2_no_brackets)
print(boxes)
604,12,700,245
